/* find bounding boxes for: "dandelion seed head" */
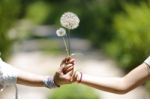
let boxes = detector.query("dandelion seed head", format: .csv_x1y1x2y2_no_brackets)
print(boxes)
60,12,80,30
56,28,66,37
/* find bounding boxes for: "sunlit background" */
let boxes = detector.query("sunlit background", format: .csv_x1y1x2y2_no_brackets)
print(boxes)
0,0,150,99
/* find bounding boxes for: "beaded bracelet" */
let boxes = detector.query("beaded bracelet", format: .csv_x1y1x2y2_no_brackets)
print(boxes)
44,76,60,89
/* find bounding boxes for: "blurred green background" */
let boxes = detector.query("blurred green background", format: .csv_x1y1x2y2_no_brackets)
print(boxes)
1,0,150,98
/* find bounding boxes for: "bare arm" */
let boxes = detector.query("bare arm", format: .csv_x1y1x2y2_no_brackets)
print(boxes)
16,57,75,87
0,57,74,88
75,63,150,94
16,71,47,87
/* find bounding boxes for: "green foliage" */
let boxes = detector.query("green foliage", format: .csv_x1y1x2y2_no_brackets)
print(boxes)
145,81,150,92
104,2,150,71
25,1,50,24
27,0,124,48
22,0,150,49
50,84,100,99
0,0,21,60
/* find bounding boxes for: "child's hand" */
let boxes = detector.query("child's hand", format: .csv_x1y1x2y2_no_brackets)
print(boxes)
53,57,75,86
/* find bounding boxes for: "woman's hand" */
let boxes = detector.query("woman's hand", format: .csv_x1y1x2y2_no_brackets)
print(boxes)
72,71,82,83
53,57,75,86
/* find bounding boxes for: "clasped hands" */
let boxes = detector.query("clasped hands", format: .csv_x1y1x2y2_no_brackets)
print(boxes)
54,57,82,86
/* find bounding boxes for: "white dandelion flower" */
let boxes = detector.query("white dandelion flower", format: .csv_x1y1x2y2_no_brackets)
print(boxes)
60,12,80,30
56,28,66,37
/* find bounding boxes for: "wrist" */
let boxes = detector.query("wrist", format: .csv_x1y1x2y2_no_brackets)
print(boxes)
43,76,60,89
53,77,60,87
75,71,83,83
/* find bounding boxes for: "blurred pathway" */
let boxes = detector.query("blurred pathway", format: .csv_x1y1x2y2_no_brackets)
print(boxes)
0,52,150,99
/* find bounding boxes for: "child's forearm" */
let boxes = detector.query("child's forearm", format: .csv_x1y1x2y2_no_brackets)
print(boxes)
0,57,74,89
16,70,60,89
16,71,47,87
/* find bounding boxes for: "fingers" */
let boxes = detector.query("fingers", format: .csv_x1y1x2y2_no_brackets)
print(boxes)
66,67,74,73
71,71,81,82
60,57,75,67
71,71,77,82
55,57,76,85
63,65,74,74
68,58,75,65
63,66,74,74
60,57,68,67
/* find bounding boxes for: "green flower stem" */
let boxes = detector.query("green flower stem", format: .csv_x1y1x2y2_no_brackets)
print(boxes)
63,37,69,56
66,29,71,56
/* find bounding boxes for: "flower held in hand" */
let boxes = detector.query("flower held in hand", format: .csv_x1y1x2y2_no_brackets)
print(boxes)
56,28,66,37
60,12,80,30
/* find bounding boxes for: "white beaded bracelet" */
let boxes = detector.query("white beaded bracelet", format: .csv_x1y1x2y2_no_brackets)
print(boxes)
43,76,60,89
144,56,150,67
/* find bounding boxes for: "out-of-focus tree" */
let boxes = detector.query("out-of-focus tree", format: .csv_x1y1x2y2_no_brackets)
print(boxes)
0,0,21,60
25,1,50,24
104,2,150,71
1,0,150,62
18,0,150,48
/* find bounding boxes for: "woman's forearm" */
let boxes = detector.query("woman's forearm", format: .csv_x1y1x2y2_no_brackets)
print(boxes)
80,63,150,94
81,74,126,94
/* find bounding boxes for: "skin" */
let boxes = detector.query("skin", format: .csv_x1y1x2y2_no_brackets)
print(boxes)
17,56,150,94
73,63,150,94
16,57,75,87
